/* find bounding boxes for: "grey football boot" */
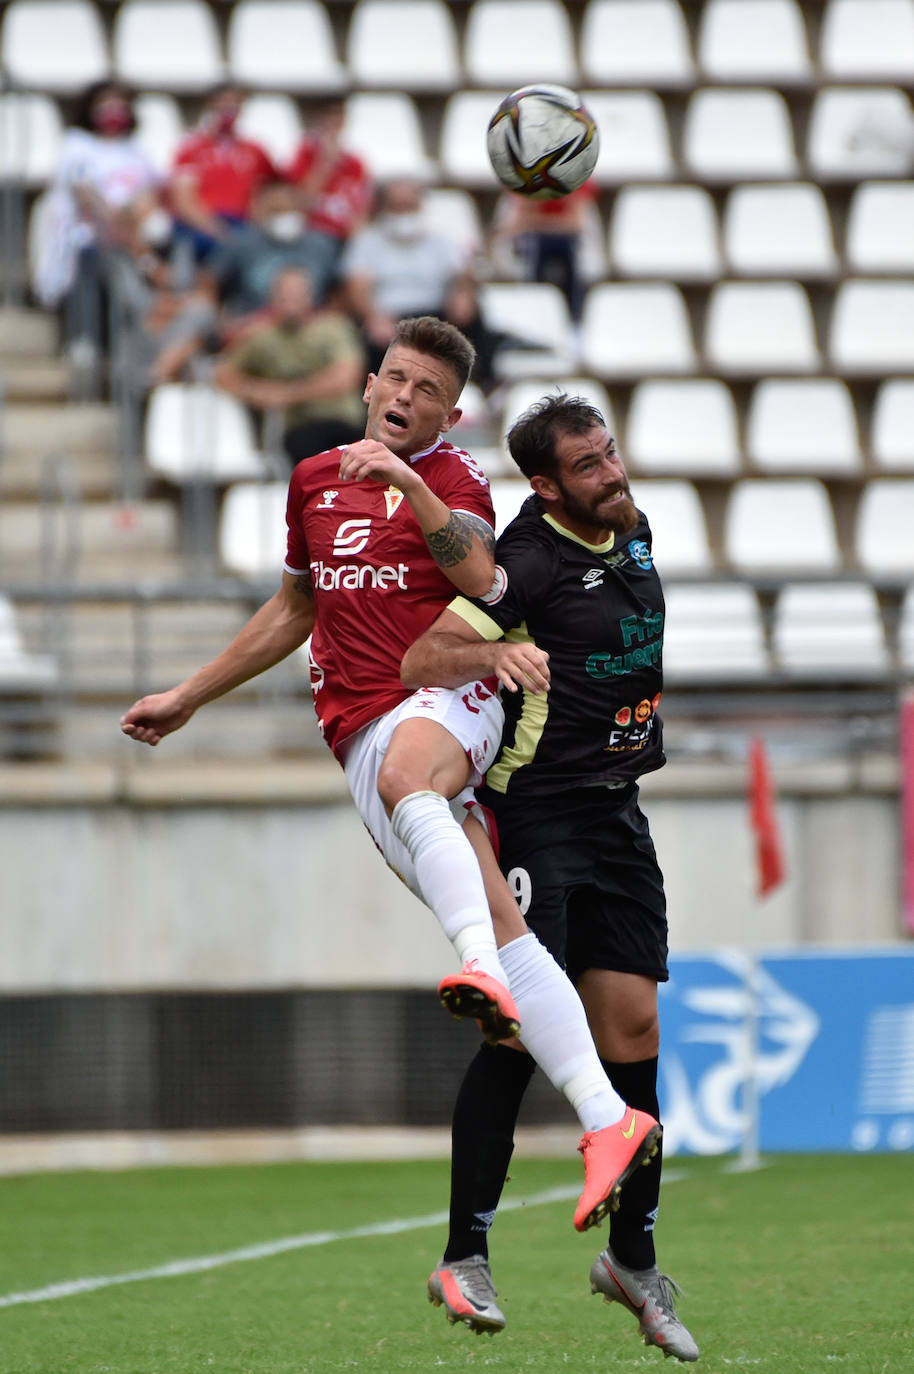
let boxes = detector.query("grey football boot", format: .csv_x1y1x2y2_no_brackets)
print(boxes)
428,1254,506,1335
590,1244,699,1361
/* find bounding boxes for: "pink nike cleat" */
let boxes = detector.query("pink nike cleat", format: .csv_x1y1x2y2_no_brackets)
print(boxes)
573,1108,663,1233
438,961,521,1044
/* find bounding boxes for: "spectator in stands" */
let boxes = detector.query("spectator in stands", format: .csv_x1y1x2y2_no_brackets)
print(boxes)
286,98,374,297
169,84,277,282
213,265,366,466
33,80,161,389
441,271,540,396
492,181,598,324
341,178,468,373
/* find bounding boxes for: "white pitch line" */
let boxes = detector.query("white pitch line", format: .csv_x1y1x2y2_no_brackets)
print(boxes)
0,1184,580,1311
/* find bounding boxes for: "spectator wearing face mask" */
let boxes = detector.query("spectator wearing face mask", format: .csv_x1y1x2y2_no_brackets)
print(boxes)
168,84,277,279
340,178,468,373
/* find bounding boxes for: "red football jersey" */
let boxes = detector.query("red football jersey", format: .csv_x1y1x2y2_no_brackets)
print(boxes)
172,131,276,217
285,438,494,758
286,140,373,240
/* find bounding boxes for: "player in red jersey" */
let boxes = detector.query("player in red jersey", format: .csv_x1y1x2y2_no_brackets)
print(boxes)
120,317,658,1232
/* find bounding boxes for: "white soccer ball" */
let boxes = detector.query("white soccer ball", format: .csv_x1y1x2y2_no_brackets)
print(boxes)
486,84,600,200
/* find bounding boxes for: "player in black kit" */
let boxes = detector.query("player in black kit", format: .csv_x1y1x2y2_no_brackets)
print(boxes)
402,394,698,1362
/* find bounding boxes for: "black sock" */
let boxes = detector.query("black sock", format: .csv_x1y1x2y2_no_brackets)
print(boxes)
443,1042,536,1263
602,1057,662,1271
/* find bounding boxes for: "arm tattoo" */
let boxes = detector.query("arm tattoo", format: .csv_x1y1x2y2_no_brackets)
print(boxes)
426,512,495,568
292,571,315,605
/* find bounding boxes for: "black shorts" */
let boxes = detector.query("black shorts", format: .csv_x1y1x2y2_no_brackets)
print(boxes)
478,782,669,985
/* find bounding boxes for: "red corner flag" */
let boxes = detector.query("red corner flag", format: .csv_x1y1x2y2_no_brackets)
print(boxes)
748,736,787,897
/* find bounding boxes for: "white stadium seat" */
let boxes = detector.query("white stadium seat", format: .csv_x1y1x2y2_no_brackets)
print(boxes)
582,91,675,183
342,94,436,182
237,95,303,167
422,188,483,262
625,380,741,477
697,0,812,84
704,281,820,374
683,89,799,181
227,1,347,92
479,283,575,378
219,481,289,579
745,379,863,475
464,0,578,87
0,0,109,92
347,0,460,91
488,479,532,534
724,479,841,573
0,594,57,692
845,183,914,274
854,480,914,576
627,479,712,573
581,283,697,378
500,378,616,438
134,94,185,177
819,0,914,81
830,280,914,373
663,584,769,682
723,183,838,278
0,94,63,185
609,185,722,281
872,380,914,470
144,385,271,484
579,0,695,88
439,92,503,187
772,583,890,677
898,586,914,670
113,0,226,91
807,88,914,179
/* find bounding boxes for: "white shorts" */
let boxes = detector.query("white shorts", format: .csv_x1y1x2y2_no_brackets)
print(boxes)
342,682,504,899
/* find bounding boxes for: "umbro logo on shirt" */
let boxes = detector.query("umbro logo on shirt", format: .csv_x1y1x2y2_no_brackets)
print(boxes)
582,568,605,589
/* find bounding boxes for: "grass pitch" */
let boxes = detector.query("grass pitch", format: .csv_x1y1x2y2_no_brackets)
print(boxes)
0,1153,911,1373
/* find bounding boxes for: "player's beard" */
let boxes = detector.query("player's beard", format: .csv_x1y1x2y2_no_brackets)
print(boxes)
554,479,640,536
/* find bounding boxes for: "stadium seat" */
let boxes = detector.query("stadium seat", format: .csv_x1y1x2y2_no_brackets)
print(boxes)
845,182,914,273
488,478,532,534
113,0,226,90
227,1,347,92
134,94,185,176
579,0,696,88
806,88,914,179
237,95,303,167
872,380,914,470
580,283,697,378
347,0,460,91
772,583,890,677
697,0,812,84
819,0,914,81
662,583,769,681
500,377,616,438
682,89,799,181
745,379,863,475
463,1,578,87
342,94,436,182
439,92,503,187
854,480,914,576
704,281,821,374
723,183,838,278
898,585,914,670
0,0,109,92
724,479,841,573
0,594,57,691
0,94,63,185
581,91,674,182
625,380,741,476
609,186,722,281
219,481,289,579
144,385,271,484
627,479,713,573
422,188,483,261
830,280,914,373
479,283,576,378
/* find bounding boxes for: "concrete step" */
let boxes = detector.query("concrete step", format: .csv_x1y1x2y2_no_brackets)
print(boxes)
0,357,70,402
0,307,58,357
0,446,119,500
3,401,117,459
0,499,182,581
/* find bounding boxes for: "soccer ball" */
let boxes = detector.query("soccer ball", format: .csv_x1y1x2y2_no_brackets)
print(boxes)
486,84,600,200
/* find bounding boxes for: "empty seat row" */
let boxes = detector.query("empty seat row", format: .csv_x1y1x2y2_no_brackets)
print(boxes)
4,1,914,95
3,83,914,188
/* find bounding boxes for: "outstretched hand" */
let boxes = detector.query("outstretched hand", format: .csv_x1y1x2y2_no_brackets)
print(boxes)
491,642,550,695
120,688,194,746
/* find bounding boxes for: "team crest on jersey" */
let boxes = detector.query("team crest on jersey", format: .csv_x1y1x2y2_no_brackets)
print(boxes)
332,518,372,556
628,539,653,570
384,486,405,519
318,489,340,508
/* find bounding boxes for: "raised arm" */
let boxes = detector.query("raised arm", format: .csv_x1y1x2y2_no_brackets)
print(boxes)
401,607,550,695
120,570,316,745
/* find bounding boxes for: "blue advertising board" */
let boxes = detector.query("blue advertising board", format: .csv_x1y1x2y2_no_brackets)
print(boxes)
659,950,914,1154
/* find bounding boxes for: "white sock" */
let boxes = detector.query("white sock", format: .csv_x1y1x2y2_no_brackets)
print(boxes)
390,791,507,984
499,933,627,1132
